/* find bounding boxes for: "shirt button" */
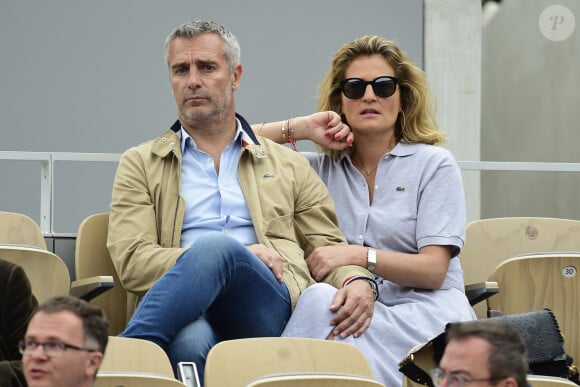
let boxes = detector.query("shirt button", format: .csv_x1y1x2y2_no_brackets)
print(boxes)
358,235,364,241
374,185,379,190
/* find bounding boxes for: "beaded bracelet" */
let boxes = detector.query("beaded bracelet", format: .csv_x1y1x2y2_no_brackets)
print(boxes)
287,118,297,151
281,120,287,140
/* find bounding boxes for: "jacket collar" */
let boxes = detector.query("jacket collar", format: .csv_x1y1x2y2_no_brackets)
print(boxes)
153,113,264,158
169,113,260,147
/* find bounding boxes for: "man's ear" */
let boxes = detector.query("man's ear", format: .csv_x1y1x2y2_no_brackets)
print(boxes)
231,63,242,90
87,352,104,378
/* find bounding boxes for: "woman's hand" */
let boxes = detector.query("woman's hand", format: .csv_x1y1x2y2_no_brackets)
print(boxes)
295,111,353,150
306,245,366,281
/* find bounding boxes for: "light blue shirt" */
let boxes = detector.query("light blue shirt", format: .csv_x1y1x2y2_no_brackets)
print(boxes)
179,121,258,248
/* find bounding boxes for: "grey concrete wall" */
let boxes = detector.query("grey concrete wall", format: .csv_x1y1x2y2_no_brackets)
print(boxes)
481,0,580,219
425,0,482,222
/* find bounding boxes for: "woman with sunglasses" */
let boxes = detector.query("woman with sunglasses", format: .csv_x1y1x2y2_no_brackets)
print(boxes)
253,35,475,387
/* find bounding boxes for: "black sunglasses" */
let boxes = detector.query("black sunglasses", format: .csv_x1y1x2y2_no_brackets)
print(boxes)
339,76,399,99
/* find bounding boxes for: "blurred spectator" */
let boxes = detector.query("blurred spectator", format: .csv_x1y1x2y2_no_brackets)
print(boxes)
21,295,109,387
433,319,528,387
0,258,38,387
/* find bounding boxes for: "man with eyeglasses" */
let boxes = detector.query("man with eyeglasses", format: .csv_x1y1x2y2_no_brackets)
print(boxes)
21,296,108,387
433,319,528,387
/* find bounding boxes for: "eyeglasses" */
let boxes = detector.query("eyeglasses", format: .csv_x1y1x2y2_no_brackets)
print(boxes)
19,339,98,358
339,76,399,99
431,367,507,387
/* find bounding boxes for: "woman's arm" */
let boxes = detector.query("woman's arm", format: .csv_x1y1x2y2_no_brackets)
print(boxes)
252,112,353,150
306,244,452,290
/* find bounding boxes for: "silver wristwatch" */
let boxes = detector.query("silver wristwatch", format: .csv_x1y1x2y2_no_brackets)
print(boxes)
367,247,377,272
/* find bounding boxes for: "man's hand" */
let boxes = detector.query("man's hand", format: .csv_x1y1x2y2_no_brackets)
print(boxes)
246,244,284,282
327,280,375,339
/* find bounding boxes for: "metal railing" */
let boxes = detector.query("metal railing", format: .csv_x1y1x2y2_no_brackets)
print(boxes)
0,151,120,234
2,151,580,235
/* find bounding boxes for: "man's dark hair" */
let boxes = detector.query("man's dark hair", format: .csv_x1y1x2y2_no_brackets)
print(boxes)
446,319,528,387
36,296,109,354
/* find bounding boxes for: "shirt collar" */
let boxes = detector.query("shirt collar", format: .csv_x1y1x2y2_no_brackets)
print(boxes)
338,141,417,162
180,118,245,153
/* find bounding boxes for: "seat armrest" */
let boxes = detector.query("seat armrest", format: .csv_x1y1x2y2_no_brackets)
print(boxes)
487,309,503,318
70,275,115,301
465,281,499,306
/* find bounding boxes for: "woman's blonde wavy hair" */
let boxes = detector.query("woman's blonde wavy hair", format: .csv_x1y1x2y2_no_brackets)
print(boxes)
318,35,445,155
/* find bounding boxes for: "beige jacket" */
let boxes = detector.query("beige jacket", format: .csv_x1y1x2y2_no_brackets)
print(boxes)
108,116,372,308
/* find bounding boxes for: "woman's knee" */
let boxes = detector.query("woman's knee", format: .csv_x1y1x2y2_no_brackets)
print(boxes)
297,283,337,306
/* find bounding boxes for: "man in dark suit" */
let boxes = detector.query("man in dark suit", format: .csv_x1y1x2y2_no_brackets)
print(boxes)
0,258,38,387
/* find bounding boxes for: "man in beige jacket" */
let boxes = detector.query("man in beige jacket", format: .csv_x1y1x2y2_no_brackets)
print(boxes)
108,20,376,384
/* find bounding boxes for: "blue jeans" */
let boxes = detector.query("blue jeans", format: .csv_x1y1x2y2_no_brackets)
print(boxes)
120,232,291,383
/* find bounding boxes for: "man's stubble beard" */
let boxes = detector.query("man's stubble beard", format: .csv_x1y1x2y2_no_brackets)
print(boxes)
180,86,234,130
